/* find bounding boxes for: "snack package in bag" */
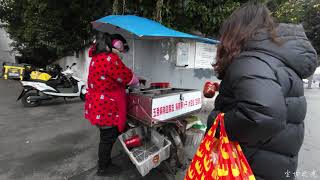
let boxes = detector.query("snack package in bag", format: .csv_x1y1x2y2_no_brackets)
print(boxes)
185,113,256,180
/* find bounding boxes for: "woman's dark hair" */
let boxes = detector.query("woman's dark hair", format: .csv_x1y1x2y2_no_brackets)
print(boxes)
111,34,129,52
95,32,113,54
213,2,278,79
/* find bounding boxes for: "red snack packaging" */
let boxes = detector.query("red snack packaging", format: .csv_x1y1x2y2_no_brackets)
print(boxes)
203,81,216,98
125,135,143,148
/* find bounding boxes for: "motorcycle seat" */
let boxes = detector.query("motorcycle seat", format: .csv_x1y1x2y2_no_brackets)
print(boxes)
45,79,61,88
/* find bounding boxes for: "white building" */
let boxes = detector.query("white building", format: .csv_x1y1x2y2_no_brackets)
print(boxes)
0,25,15,65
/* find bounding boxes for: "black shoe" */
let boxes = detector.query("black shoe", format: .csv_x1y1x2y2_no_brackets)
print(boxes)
96,163,122,176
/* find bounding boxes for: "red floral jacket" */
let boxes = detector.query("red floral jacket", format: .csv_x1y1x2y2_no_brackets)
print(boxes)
85,51,133,132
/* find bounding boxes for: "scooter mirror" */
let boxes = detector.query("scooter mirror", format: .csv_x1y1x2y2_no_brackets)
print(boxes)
66,65,69,69
72,63,77,66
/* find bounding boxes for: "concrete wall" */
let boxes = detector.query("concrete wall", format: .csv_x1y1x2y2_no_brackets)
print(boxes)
56,50,90,81
0,27,15,65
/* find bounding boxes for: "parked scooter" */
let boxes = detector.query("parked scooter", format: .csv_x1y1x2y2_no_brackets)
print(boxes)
17,63,87,107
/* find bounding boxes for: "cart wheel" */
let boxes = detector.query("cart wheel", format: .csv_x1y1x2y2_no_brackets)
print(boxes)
21,92,40,107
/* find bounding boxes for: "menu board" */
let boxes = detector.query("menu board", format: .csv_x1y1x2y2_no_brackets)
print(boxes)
176,42,190,67
194,42,217,69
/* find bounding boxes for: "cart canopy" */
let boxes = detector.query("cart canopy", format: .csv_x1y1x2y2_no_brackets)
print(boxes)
92,15,218,44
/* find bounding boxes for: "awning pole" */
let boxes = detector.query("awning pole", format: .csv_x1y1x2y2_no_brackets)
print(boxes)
133,39,135,70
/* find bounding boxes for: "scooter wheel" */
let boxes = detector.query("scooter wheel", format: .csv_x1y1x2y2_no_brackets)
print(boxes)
21,92,40,107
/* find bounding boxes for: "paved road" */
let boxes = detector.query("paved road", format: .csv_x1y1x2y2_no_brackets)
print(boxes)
0,79,173,180
0,79,319,180
297,88,320,178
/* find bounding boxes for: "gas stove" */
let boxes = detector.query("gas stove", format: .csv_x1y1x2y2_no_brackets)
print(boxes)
127,88,202,127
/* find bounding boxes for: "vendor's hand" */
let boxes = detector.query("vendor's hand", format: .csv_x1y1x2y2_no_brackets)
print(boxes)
128,73,139,86
213,82,220,91
206,110,221,135
129,81,140,88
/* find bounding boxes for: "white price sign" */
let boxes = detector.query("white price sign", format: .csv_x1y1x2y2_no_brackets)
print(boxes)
195,42,217,69
151,91,202,121
176,42,190,66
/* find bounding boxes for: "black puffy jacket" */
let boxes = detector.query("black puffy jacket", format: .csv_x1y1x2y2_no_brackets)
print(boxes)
207,24,318,180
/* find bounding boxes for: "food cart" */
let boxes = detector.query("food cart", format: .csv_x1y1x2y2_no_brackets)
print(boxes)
92,15,218,176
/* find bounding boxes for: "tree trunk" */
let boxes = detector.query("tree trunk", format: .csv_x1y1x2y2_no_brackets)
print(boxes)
154,0,164,23
112,0,119,15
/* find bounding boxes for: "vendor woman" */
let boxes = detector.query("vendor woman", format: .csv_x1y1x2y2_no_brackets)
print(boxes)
85,32,138,176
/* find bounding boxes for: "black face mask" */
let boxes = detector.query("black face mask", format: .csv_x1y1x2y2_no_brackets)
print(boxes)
123,43,129,52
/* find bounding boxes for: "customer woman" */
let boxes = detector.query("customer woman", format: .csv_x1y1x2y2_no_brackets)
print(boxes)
207,2,317,180
85,32,138,176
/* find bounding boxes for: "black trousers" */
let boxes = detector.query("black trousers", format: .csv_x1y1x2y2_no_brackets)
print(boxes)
98,127,119,169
